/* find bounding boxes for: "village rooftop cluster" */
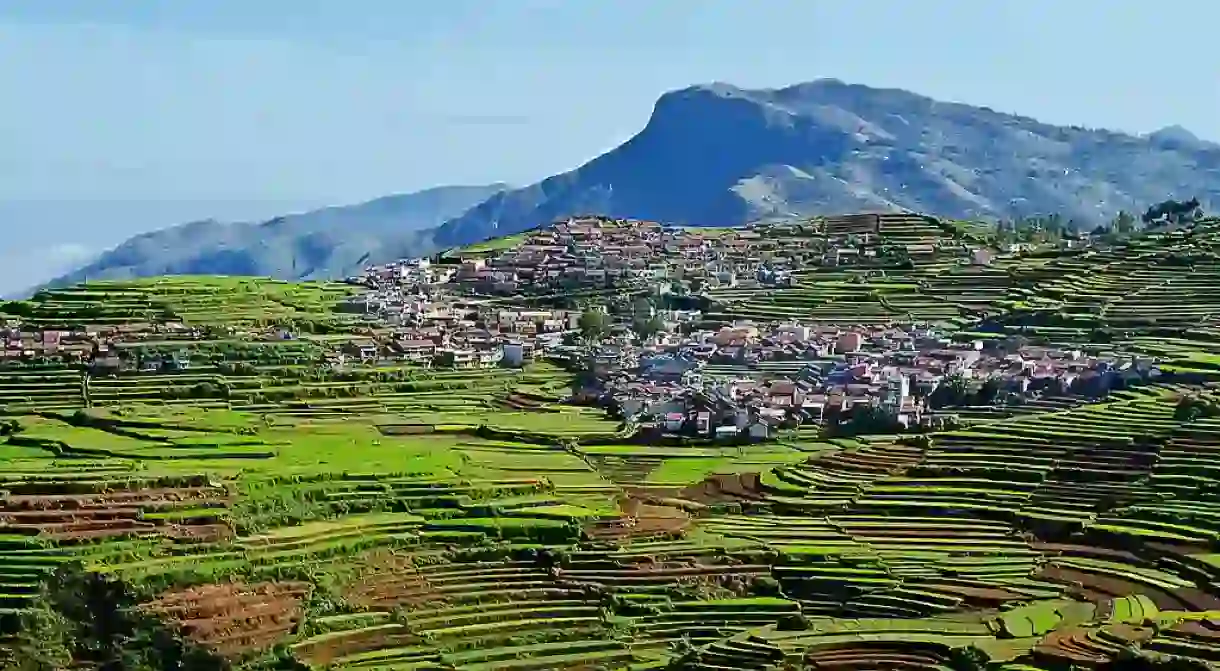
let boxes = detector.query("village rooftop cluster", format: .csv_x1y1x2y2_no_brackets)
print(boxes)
338,216,1161,437
594,320,1161,440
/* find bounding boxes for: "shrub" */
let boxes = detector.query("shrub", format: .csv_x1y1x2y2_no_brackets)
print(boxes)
947,645,990,671
1175,394,1220,422
750,575,783,597
776,613,809,631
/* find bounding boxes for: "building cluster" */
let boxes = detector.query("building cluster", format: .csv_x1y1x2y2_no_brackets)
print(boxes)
1,325,97,363
595,322,1161,440
1,215,1164,443
442,217,807,295
0,319,218,372
329,306,583,371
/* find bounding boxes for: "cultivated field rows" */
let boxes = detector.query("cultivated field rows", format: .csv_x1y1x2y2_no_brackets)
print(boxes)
5,219,1220,668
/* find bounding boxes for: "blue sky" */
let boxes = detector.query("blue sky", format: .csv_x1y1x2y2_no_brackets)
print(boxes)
1,0,1217,293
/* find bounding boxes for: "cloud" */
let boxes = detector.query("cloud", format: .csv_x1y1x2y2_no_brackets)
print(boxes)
0,243,98,298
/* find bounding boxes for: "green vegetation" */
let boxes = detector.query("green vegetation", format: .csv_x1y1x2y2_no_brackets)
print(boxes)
2,276,358,330
6,216,1220,670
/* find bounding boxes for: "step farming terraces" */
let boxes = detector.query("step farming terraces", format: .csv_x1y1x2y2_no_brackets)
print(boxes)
703,213,1020,329
5,214,1220,669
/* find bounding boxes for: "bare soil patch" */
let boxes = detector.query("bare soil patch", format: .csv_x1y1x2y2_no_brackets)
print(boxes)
141,581,311,658
678,472,764,505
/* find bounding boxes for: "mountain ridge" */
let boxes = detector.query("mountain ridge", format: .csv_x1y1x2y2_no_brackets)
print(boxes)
38,183,509,293
427,78,1219,248
48,78,1220,287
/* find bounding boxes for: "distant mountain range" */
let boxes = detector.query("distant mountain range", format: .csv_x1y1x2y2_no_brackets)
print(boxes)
45,78,1220,289
44,184,508,290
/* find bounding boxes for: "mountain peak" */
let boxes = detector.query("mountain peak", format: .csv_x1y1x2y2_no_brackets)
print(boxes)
1147,124,1204,146
46,80,1220,289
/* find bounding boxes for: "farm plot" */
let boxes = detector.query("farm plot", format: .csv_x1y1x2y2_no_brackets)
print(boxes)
141,580,312,658
0,367,85,414
996,219,1220,347
7,276,357,328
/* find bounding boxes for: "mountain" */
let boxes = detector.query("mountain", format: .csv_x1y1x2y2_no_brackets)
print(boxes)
430,80,1220,248
39,183,508,291
51,79,1220,286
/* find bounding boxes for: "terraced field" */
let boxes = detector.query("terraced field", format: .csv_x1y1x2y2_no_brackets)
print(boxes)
6,218,1220,669
707,214,1024,329
1,276,357,328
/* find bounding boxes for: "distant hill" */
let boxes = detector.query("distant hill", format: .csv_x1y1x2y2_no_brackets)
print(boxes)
52,78,1220,285
39,183,508,291
429,80,1220,248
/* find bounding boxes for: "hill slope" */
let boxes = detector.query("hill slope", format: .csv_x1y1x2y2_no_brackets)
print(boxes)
40,183,507,290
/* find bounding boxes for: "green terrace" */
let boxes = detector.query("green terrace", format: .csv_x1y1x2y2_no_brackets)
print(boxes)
6,219,1220,669
2,276,358,328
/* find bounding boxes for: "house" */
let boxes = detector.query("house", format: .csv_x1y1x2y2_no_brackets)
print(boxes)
620,398,646,420
663,412,685,432
775,324,812,342
837,331,865,353
640,355,698,383
396,339,437,364
164,350,192,371
971,248,996,266
767,381,800,407
476,349,503,367
343,339,379,363
733,407,751,428
439,348,477,368
91,355,123,374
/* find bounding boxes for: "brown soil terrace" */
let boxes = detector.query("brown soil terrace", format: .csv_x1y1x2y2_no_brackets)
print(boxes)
141,581,311,658
678,473,765,505
1037,565,1220,612
0,484,231,543
583,496,691,542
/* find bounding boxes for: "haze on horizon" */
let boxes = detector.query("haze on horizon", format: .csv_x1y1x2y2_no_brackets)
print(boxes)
2,0,1217,295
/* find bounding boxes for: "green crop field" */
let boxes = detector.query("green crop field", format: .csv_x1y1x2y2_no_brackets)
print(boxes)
5,218,1220,670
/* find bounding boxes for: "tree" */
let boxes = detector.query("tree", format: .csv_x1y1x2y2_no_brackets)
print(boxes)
1142,197,1203,225
841,404,903,435
1042,213,1065,236
631,296,655,319
930,373,971,408
1112,210,1137,235
1099,647,1212,671
947,645,990,671
977,376,1002,404
1175,394,1220,422
578,308,609,344
633,315,665,342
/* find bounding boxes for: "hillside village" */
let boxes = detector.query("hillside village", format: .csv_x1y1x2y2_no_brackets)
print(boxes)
338,214,1158,437
0,213,1174,439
